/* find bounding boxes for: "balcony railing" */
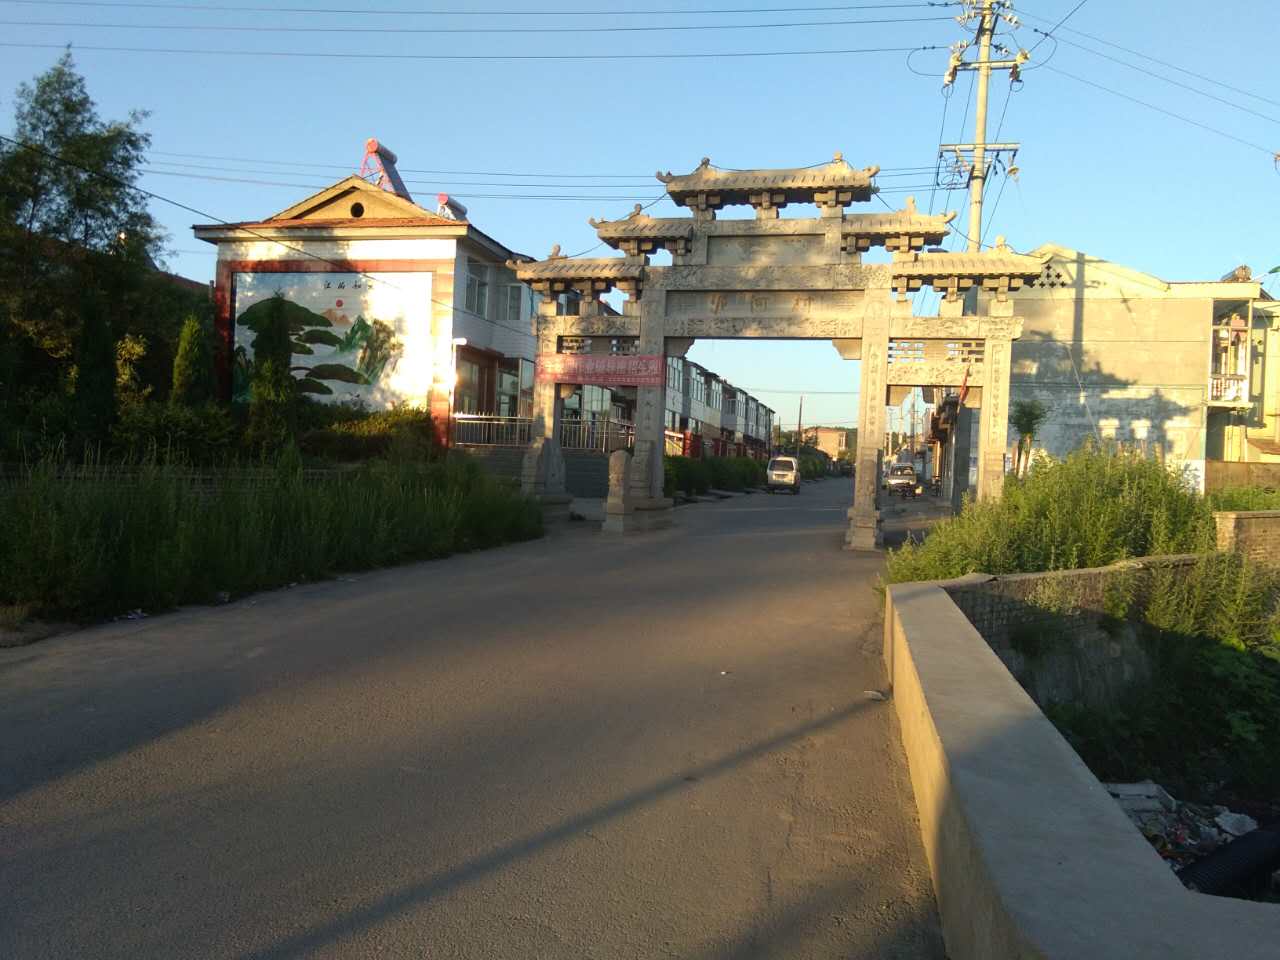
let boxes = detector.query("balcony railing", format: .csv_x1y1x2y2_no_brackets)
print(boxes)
1209,373,1249,405
453,415,533,446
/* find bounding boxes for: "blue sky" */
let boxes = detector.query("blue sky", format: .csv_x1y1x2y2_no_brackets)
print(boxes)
3,0,1278,429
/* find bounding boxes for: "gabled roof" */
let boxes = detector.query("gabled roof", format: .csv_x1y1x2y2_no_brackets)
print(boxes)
268,176,449,223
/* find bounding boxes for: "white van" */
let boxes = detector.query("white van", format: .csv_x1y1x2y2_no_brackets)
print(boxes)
767,456,801,494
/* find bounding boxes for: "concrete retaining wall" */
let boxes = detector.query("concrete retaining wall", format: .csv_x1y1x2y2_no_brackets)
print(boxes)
884,580,1280,960
1214,509,1280,569
456,445,610,498
942,557,1197,711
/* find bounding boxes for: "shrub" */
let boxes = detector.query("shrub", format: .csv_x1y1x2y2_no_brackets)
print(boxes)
885,444,1211,584
110,401,237,465
0,453,543,621
665,455,712,497
300,406,433,463
1206,486,1280,512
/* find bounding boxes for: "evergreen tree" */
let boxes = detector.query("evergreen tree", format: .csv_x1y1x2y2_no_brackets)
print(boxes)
73,294,115,446
170,314,214,407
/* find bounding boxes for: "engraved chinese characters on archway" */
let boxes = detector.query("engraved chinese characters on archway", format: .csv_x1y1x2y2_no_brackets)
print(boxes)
665,290,865,339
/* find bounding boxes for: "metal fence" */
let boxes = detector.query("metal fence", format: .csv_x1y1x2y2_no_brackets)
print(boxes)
560,418,635,453
453,415,635,453
452,415,533,447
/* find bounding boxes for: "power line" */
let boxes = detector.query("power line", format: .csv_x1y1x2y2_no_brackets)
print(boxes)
1030,27,1280,127
145,149,937,180
1045,65,1278,157
0,0,957,14
3,13,959,33
1,40,939,62
1026,0,1088,54
137,163,938,199
0,132,566,329
1017,9,1280,110
145,159,662,188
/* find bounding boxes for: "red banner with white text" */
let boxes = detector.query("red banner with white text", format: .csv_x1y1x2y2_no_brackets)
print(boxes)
535,353,665,388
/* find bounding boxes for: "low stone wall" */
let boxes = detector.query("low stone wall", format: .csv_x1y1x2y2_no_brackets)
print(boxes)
1204,459,1280,492
943,556,1197,711
1214,509,1280,569
884,580,1280,960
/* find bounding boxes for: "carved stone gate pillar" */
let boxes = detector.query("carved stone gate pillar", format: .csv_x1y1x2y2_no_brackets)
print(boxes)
977,334,1012,502
605,291,673,533
522,315,570,519
846,299,891,550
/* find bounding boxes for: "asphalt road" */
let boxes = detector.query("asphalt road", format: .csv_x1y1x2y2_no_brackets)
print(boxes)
1,478,944,959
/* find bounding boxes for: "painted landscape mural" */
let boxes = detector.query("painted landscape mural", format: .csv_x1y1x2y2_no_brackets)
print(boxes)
232,271,436,406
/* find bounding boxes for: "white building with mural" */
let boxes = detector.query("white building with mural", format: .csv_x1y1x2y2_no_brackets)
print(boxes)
194,150,535,446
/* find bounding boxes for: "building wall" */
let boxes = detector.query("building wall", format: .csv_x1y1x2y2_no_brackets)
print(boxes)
213,237,458,433
450,240,535,363
1001,248,1222,488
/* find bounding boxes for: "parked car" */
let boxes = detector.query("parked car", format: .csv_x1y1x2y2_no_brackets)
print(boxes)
767,456,801,494
885,463,921,498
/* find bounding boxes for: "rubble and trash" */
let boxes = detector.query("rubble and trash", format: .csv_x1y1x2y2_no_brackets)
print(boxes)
1106,780,1280,900
864,690,888,701
1106,780,1244,867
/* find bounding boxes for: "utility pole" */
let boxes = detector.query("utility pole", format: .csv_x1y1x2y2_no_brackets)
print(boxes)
942,0,1028,251
796,395,804,455
967,0,996,252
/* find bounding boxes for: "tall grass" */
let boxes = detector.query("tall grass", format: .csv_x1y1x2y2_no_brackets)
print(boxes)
885,444,1213,583
0,451,542,621
1207,485,1280,512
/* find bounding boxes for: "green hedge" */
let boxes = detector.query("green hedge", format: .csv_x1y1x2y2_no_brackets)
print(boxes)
0,452,541,621
663,455,767,497
300,407,434,463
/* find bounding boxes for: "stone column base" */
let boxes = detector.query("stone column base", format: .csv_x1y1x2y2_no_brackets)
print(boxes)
536,494,573,525
845,506,882,551
602,497,675,535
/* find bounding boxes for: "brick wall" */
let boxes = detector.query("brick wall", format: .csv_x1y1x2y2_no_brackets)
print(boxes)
1213,510,1280,569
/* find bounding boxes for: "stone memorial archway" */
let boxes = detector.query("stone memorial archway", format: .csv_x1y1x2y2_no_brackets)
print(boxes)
510,155,1045,548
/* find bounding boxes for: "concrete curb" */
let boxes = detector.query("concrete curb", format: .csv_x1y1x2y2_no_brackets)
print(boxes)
884,581,1280,960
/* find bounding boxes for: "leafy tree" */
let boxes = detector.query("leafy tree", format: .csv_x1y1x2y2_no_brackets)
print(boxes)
1010,398,1049,478
0,52,157,364
0,53,204,429
170,314,214,407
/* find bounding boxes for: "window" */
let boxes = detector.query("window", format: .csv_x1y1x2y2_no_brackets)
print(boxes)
503,286,522,328
465,261,489,316
455,359,481,414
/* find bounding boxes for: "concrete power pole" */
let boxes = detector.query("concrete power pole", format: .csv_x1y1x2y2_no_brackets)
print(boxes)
967,0,996,253
942,1,1028,252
